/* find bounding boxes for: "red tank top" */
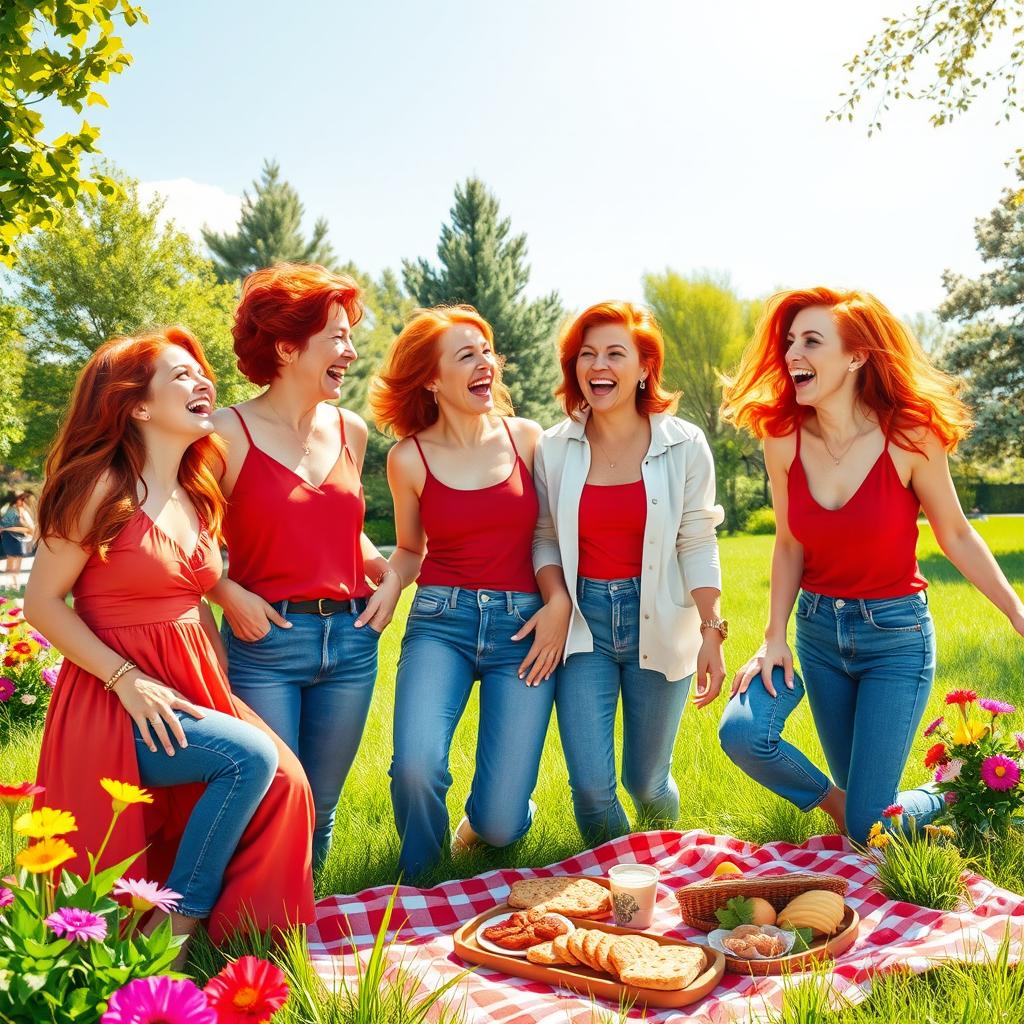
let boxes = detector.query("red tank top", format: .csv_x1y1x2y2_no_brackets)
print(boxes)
223,407,369,602
578,480,647,580
415,420,539,592
788,427,927,599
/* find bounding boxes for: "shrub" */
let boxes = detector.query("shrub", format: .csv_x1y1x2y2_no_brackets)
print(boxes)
0,598,62,740
743,507,776,534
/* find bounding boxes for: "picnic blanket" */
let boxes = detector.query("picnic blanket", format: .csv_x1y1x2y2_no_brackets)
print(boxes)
307,830,1024,1023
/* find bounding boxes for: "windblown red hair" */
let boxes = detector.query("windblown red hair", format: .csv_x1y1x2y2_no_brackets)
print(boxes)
556,302,678,419
38,327,227,558
369,306,513,437
720,287,972,452
233,263,364,386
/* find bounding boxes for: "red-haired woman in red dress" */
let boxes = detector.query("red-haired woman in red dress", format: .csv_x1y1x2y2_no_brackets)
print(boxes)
27,328,315,955
209,263,404,872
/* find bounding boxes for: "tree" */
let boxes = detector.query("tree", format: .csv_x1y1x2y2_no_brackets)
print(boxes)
0,1,147,263
403,178,563,425
202,160,335,282
938,175,1024,461
0,303,28,459
6,168,252,468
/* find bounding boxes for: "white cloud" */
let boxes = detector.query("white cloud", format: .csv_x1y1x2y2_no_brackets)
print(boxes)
138,178,241,242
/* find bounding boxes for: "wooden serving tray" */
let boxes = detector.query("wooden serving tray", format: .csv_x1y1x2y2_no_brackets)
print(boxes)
718,905,861,976
453,906,726,1010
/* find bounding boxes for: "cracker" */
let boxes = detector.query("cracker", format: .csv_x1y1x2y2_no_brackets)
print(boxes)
508,878,610,917
526,941,562,965
553,933,579,965
619,946,706,991
608,935,660,977
582,929,605,970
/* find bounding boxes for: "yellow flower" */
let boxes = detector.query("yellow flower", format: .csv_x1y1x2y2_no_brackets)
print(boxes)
13,807,78,839
952,720,988,746
868,832,891,850
923,824,940,838
16,837,76,874
868,822,884,842
100,778,153,812
939,825,956,839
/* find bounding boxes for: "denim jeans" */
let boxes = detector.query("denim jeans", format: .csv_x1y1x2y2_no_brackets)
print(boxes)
556,577,692,845
719,589,942,844
222,605,379,871
390,586,555,877
134,709,278,918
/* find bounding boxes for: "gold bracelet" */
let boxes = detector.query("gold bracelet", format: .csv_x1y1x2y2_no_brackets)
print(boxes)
104,659,137,692
374,567,396,588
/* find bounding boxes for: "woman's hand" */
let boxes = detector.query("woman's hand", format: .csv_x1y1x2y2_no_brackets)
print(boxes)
692,632,726,708
514,593,571,686
729,638,794,699
112,671,206,756
355,572,403,633
216,578,291,641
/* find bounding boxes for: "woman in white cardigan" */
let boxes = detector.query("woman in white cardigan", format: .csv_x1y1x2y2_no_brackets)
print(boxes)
533,301,727,843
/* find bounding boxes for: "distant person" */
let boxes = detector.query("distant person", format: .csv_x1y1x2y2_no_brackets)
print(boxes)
718,287,1024,843
1,491,36,587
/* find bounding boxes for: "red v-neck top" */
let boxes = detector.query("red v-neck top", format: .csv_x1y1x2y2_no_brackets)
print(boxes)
223,406,369,602
788,427,927,599
413,419,539,593
578,480,647,580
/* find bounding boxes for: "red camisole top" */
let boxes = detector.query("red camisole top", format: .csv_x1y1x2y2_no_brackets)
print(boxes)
788,427,927,599
222,406,370,602
414,419,539,593
578,480,647,580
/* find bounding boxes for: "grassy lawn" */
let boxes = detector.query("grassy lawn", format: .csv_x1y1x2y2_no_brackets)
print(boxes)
1,518,1022,1021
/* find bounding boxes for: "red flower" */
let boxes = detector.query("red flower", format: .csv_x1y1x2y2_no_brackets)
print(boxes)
0,781,44,808
203,956,288,1023
945,690,978,707
882,804,904,819
923,743,948,769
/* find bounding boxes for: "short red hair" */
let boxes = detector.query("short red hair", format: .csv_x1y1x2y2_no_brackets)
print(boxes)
556,301,677,419
720,286,972,452
232,263,364,386
369,306,513,438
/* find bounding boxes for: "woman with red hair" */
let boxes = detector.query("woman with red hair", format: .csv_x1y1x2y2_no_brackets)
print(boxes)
209,263,403,872
718,287,1024,842
533,302,726,844
371,305,569,876
26,328,314,955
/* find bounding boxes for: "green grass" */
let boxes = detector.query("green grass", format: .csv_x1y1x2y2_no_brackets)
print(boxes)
2,519,1022,1022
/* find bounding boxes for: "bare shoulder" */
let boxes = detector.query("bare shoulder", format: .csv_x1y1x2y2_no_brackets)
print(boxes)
212,405,246,445
764,431,797,472
507,416,542,448
339,406,368,442
387,436,424,477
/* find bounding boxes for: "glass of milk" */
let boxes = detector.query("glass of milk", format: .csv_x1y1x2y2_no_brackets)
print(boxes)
607,863,660,930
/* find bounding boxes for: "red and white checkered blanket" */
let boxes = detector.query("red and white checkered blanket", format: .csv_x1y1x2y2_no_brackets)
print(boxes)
307,831,1024,1023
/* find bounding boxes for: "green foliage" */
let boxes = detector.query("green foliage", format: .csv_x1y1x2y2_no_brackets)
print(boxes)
743,506,777,535
869,823,970,911
403,178,564,425
0,302,28,458
713,896,755,928
0,598,61,741
202,159,335,283
5,167,253,469
939,173,1024,461
0,1,148,263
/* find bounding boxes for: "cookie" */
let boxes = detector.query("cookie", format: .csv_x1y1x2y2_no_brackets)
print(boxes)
619,946,706,991
608,935,660,977
526,941,562,965
508,878,610,918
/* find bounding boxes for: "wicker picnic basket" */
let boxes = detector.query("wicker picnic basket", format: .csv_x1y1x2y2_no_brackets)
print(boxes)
675,872,848,932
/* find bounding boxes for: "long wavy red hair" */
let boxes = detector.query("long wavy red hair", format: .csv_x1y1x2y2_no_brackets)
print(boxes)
38,327,227,558
720,287,972,452
556,302,678,419
369,306,513,437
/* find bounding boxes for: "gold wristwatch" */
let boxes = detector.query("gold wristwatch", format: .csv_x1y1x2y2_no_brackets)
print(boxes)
699,617,729,640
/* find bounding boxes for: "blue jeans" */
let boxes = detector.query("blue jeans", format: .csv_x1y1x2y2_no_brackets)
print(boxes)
719,590,942,843
390,586,555,877
134,709,278,918
222,605,379,871
556,577,692,845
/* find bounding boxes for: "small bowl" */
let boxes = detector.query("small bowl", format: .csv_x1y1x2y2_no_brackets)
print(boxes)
475,912,575,958
706,925,796,961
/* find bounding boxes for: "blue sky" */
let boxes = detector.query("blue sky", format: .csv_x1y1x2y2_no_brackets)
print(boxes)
80,0,1015,317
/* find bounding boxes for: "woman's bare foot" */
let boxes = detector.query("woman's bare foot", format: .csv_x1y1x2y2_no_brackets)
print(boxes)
451,816,481,854
819,785,847,835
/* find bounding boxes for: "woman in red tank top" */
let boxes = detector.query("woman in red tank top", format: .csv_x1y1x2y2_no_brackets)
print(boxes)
208,264,406,872
370,306,571,876
719,287,1024,844
26,328,314,960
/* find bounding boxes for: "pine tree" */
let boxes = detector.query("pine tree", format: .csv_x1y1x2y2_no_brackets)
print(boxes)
202,160,335,282
403,178,563,424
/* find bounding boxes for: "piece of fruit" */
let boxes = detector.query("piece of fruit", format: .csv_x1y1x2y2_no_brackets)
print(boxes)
713,861,742,877
776,890,845,936
748,897,777,926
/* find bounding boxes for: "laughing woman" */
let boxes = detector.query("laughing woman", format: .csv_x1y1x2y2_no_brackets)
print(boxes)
209,263,404,872
26,328,314,952
371,305,569,877
533,301,726,845
717,287,1024,843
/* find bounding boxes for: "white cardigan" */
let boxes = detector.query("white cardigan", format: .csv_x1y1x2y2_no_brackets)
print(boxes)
532,411,724,681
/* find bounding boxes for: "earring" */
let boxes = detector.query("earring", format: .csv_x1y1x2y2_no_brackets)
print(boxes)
639,379,647,390
430,390,438,404
848,366,856,373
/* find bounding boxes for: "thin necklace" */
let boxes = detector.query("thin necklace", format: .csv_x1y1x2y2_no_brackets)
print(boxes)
820,416,866,466
587,425,625,469
266,399,316,457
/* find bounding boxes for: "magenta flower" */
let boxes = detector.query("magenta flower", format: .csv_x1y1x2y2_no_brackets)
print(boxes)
45,906,108,942
978,699,1016,716
41,667,58,689
112,877,181,914
28,632,51,649
101,976,216,1024
1015,733,1024,752
936,757,965,784
0,888,13,909
980,754,1021,792
945,790,959,804
0,678,12,702
923,715,944,737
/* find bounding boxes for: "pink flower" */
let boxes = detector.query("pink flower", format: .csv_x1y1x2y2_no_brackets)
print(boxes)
978,699,1016,716
945,690,978,707
112,877,181,914
41,667,58,689
1015,733,1024,752
204,956,289,1023
45,906,108,942
945,790,959,804
0,678,13,702
19,693,36,705
935,757,965,783
980,754,1021,791
0,888,13,909
101,976,216,1024
923,716,944,737
28,632,50,649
